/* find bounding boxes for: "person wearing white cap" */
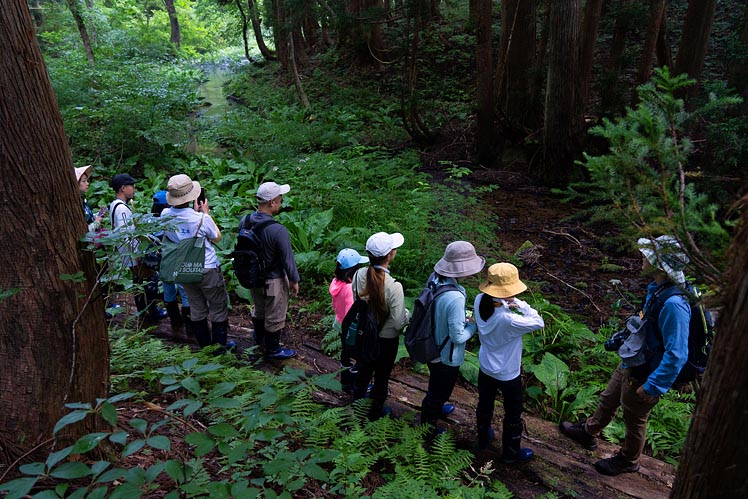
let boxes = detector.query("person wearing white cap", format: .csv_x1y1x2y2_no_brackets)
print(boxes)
474,262,544,464
560,235,691,476
75,164,104,232
242,181,299,361
351,231,409,420
419,241,485,435
330,248,369,393
162,174,231,350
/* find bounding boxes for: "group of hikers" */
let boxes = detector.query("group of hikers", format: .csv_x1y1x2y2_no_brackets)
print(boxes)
76,165,696,476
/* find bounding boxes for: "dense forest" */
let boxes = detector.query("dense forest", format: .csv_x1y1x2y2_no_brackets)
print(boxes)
1,0,747,497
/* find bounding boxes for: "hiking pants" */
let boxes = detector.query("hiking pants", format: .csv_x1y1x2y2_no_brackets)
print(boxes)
476,371,524,430
421,361,460,427
353,336,399,409
182,268,229,322
250,277,290,333
586,364,659,464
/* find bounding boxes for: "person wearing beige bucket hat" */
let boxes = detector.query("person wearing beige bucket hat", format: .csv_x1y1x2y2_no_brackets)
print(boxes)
74,164,104,232
419,241,485,435
474,262,545,464
162,174,233,351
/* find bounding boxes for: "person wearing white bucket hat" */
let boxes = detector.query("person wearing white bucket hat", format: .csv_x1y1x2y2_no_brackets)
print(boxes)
560,235,691,476
162,174,232,351
474,262,545,464
419,241,485,435
350,231,409,420
75,164,105,232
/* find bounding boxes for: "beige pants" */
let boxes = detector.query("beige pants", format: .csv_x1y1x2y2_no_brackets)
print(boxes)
250,277,290,333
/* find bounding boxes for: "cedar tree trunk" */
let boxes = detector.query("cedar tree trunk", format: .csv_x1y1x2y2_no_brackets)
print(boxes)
163,0,181,49
475,0,494,163
0,0,109,464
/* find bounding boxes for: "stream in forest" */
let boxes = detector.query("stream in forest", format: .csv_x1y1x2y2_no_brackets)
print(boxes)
187,65,234,153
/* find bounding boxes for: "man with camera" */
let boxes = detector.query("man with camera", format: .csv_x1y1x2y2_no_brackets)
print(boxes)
559,236,691,476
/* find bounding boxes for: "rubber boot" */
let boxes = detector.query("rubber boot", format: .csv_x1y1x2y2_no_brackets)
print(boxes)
165,301,182,329
265,328,296,361
211,320,235,353
192,318,212,348
144,278,167,320
501,421,534,464
181,307,194,340
478,425,493,450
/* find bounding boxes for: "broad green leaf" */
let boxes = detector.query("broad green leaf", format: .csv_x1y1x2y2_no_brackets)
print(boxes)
71,432,109,454
122,439,146,457
302,462,329,481
164,460,185,483
50,462,92,479
184,432,215,456
64,402,92,410
86,487,109,499
183,400,203,417
45,445,74,469
109,482,142,499
106,392,135,404
129,418,147,434
208,423,239,438
180,376,201,395
90,460,110,476
101,402,118,426
230,480,260,499
145,462,165,482
109,431,128,445
18,462,45,476
193,362,222,374
146,435,171,450
96,467,126,483
207,382,235,398
0,477,37,499
53,410,89,435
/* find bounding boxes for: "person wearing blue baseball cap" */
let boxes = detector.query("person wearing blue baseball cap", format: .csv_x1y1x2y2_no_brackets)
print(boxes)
330,248,369,394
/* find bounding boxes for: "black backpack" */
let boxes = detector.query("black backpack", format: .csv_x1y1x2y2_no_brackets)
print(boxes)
405,274,460,364
340,281,381,363
230,217,278,289
648,284,715,384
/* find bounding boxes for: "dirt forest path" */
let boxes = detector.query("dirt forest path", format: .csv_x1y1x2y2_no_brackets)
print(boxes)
144,179,675,498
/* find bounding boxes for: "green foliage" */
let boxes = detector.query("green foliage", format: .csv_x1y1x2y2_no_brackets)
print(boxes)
563,67,732,283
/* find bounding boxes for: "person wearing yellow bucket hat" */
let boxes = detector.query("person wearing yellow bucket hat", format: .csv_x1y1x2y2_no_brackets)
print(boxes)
474,262,545,464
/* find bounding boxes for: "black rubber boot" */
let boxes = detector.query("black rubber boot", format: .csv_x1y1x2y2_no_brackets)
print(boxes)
478,425,493,450
144,278,167,320
251,318,265,348
181,307,193,336
165,301,182,329
211,320,229,346
501,421,534,464
192,318,212,348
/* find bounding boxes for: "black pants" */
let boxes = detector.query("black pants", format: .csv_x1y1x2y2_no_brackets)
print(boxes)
353,337,399,411
476,370,524,429
421,361,460,427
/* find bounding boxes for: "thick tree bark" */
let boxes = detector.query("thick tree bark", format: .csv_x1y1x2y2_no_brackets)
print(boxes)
579,0,603,107
670,196,748,497
496,0,537,131
542,0,583,183
728,1,748,96
636,0,666,87
247,0,275,60
0,0,109,463
271,0,289,69
163,0,181,49
475,0,495,164
674,0,717,97
65,0,94,64
656,5,673,70
600,0,633,111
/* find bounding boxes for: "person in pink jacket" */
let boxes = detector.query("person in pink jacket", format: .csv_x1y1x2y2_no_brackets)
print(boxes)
330,248,369,393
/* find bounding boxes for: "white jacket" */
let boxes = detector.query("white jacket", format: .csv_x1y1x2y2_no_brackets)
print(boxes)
474,294,545,381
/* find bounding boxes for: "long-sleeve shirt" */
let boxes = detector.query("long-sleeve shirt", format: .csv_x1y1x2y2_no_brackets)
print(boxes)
430,275,476,367
638,281,691,397
474,294,545,381
330,278,354,324
247,211,300,283
352,267,409,339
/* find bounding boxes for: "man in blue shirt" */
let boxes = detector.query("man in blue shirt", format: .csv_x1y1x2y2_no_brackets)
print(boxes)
559,235,690,476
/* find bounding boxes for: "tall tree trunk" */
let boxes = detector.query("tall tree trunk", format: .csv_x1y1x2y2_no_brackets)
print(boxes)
656,5,673,69
636,0,666,87
670,196,748,498
65,0,94,65
728,1,748,97
579,0,603,107
247,0,275,60
542,0,583,184
235,0,251,61
532,3,550,113
674,0,717,98
468,0,478,28
475,0,495,164
272,0,289,69
163,0,181,49
496,0,537,131
600,0,633,111
0,0,109,463
288,31,310,109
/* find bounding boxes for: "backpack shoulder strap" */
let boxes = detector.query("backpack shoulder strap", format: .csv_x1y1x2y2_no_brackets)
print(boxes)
110,200,126,227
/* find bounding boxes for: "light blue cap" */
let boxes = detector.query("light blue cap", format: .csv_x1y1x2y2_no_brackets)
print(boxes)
336,248,369,270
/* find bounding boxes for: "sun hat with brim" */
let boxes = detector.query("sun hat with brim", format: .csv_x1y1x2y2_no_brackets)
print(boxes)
366,232,405,257
479,263,528,298
166,174,201,206
257,182,291,202
337,248,370,270
434,241,486,278
638,235,689,285
110,173,137,191
75,165,93,182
